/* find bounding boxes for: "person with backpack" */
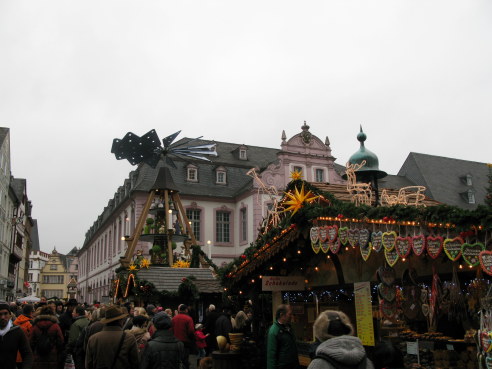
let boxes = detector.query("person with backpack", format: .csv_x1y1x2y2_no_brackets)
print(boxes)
307,310,374,369
14,304,34,367
140,312,185,369
0,301,33,369
126,314,151,358
30,305,64,369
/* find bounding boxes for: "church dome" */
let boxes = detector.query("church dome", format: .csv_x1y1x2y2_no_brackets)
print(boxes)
348,126,387,179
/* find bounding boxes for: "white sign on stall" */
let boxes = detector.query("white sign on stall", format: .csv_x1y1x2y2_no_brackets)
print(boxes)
261,276,305,291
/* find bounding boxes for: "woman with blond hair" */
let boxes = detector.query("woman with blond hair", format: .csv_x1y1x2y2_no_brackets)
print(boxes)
308,310,373,369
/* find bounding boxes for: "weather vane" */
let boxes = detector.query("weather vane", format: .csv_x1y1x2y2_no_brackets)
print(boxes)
111,129,217,168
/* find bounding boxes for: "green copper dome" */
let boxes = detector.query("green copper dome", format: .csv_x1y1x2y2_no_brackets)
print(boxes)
348,126,387,179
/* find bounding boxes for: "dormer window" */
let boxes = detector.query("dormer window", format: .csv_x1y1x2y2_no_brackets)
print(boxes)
216,166,227,184
466,174,472,186
239,149,247,160
467,190,476,204
186,165,198,182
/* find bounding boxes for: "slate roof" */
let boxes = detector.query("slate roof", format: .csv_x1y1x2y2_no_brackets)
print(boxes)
137,266,222,293
10,178,26,203
398,152,489,209
0,127,8,147
132,138,280,198
30,219,40,251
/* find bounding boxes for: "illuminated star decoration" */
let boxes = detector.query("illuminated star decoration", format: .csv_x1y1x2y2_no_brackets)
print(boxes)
111,129,218,168
128,264,138,272
282,183,319,216
290,170,303,181
140,258,150,269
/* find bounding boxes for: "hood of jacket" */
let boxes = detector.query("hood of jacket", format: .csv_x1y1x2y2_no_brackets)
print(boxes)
14,314,32,326
33,314,59,329
315,335,368,367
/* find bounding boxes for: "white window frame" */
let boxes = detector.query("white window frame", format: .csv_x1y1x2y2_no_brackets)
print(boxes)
216,171,226,184
239,149,247,160
187,167,198,182
315,168,325,182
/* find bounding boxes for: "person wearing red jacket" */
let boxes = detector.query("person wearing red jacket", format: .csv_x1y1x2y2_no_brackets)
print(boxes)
172,304,195,369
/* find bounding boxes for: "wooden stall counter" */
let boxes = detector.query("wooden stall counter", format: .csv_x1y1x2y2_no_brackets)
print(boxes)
212,350,241,369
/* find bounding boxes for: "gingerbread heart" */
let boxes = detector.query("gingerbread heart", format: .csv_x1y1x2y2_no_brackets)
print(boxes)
412,234,426,256
310,227,319,244
358,229,370,248
327,225,338,243
312,241,320,254
443,237,463,261
378,266,396,285
348,228,359,247
329,239,341,254
360,243,371,261
382,231,397,251
395,236,412,258
380,299,398,321
385,247,399,267
320,241,329,253
480,250,492,276
338,227,349,245
371,231,383,252
426,235,443,259
462,242,485,267
378,283,396,302
319,226,328,242
481,331,492,353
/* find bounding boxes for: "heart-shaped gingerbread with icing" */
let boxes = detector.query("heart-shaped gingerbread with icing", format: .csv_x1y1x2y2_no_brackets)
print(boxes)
382,231,397,251
384,247,399,267
318,226,328,242
360,243,371,261
412,234,426,256
338,227,348,245
327,225,338,243
320,241,329,253
462,242,485,267
358,229,370,248
371,231,383,252
480,251,492,276
426,235,443,259
310,227,319,244
378,266,396,285
311,241,320,254
329,239,341,254
348,228,359,247
395,236,412,258
443,237,463,261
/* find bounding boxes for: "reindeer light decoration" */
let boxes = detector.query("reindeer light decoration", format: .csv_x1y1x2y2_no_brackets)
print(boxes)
345,160,373,206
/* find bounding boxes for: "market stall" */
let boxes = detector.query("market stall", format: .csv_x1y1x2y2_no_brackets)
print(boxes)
221,174,492,368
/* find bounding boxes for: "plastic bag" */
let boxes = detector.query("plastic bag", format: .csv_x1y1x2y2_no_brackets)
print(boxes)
64,354,76,369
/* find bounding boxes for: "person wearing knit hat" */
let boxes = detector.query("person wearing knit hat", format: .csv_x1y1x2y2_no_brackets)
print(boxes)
307,310,374,369
0,301,33,369
140,312,184,369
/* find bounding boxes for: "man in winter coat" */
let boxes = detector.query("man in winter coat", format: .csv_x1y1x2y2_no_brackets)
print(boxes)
14,304,34,366
67,305,89,369
0,302,33,369
214,306,233,340
140,312,184,369
85,305,139,369
172,304,195,369
30,306,65,369
267,304,299,369
307,310,373,369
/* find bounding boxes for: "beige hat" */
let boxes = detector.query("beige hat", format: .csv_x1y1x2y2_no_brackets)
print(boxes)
100,305,128,324
313,310,354,342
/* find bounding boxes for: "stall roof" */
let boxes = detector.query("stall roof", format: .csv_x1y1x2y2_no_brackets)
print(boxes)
138,266,222,293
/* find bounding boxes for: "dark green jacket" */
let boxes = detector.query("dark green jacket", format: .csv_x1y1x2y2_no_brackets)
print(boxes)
267,321,299,369
68,316,89,351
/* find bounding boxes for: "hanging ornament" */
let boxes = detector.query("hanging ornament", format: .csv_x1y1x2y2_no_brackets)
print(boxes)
412,234,426,256
360,243,371,261
479,251,492,276
338,227,349,245
395,236,412,258
319,226,329,242
327,225,338,243
348,228,359,247
462,242,485,267
426,235,443,259
443,237,464,261
358,229,370,248
320,241,330,253
382,231,397,251
329,239,341,254
385,247,399,267
282,183,319,216
370,231,383,252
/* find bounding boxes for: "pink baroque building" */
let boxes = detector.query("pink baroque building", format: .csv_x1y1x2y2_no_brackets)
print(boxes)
76,123,345,303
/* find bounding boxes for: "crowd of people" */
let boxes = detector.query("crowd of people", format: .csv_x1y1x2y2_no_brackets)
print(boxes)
0,298,410,369
0,299,255,369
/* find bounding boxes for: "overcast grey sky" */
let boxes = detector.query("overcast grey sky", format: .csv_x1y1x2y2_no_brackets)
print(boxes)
1,1,491,255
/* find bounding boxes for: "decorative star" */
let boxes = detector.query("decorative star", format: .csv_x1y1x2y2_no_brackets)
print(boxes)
140,258,150,269
282,183,319,216
290,170,303,181
128,264,138,271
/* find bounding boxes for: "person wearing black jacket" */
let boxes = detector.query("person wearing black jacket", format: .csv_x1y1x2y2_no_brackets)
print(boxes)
0,302,33,369
140,312,184,369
